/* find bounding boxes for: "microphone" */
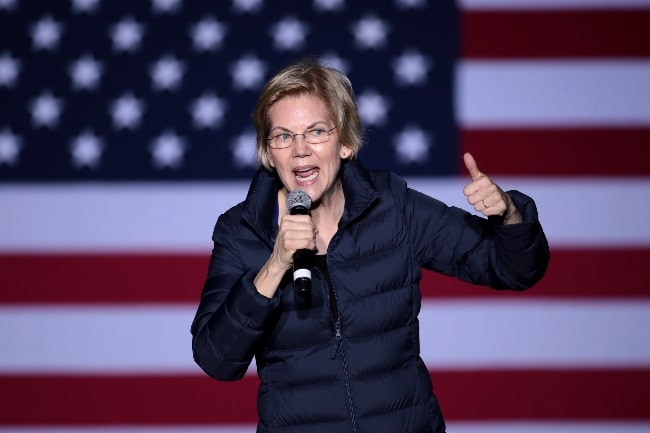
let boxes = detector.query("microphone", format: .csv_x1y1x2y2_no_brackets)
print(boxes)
286,189,315,296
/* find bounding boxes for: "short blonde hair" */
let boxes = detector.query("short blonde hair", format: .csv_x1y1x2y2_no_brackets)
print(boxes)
252,58,364,171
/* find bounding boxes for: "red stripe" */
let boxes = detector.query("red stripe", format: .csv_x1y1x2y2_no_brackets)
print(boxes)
423,247,650,299
0,375,258,425
1,248,648,303
462,10,650,59
0,253,209,304
460,127,650,177
432,369,650,421
0,370,647,424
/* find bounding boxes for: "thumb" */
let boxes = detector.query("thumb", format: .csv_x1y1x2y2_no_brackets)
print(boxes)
463,152,482,181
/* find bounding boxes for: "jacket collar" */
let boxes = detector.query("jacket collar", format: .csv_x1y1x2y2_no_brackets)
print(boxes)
338,159,381,227
241,160,380,244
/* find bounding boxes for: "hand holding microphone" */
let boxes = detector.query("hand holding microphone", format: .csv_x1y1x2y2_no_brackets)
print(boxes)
252,190,316,300
285,190,316,296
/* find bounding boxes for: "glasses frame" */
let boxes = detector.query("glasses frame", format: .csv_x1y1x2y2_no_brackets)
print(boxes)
266,126,337,149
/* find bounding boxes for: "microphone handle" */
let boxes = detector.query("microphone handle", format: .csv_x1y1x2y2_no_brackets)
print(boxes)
289,205,312,295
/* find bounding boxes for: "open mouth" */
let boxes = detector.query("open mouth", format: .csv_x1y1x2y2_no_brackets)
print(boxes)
293,167,319,182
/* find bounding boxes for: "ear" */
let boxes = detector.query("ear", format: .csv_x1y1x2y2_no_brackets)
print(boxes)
340,145,353,159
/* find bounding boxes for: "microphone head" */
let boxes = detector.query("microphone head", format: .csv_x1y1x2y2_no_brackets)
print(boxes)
286,189,312,211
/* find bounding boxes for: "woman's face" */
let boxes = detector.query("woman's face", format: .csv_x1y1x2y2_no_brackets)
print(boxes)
267,94,351,204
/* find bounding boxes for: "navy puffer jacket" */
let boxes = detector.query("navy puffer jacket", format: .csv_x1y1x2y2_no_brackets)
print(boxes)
191,160,549,433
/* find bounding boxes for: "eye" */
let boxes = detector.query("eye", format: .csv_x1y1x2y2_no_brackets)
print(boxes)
277,133,293,141
308,128,326,137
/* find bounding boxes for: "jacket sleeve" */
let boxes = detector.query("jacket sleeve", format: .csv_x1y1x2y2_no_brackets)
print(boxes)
190,212,282,381
407,187,550,291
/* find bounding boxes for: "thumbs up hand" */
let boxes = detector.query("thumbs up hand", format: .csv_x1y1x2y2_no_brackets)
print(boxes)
462,152,522,224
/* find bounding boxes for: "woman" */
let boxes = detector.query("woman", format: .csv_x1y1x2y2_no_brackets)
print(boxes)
191,59,549,433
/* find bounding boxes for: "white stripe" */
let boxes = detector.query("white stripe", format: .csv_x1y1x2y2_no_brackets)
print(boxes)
1,178,649,251
2,423,650,433
460,0,650,9
0,305,199,373
419,299,650,368
0,182,247,252
1,300,649,373
409,177,650,247
0,428,254,433
457,60,650,127
449,422,650,433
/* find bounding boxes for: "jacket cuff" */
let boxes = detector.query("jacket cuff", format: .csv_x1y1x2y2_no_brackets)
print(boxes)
225,270,283,332
491,190,545,251
507,190,540,224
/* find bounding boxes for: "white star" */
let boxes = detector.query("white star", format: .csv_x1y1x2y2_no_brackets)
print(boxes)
230,129,257,169
313,0,345,12
190,17,227,51
0,128,21,166
395,0,427,9
232,0,263,13
151,0,181,14
0,52,20,88
393,50,432,86
31,16,63,51
356,90,390,126
150,130,186,169
0,0,18,11
270,16,308,51
230,54,267,90
30,91,63,128
69,54,103,90
110,92,145,130
111,17,145,52
69,129,103,169
150,54,185,91
319,52,349,75
71,0,100,13
351,15,389,50
190,92,227,129
393,125,432,164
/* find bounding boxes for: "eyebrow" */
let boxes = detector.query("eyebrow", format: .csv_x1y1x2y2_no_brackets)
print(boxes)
270,122,329,134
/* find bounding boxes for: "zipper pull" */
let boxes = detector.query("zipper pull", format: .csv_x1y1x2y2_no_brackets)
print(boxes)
330,320,343,359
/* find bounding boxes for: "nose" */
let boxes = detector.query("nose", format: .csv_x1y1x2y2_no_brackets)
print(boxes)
291,134,311,156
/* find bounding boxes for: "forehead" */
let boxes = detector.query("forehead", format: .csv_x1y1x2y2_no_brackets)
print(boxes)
268,94,330,127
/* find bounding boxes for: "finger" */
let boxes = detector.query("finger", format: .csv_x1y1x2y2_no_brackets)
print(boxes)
463,152,482,181
282,216,318,245
478,191,508,216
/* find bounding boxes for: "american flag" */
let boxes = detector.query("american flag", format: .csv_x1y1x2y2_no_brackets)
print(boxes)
1,0,649,432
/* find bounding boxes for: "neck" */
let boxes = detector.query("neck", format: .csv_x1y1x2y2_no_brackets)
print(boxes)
311,201,343,228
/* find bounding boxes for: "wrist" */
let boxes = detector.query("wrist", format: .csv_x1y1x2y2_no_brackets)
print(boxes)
502,194,522,225
503,207,522,225
254,255,289,298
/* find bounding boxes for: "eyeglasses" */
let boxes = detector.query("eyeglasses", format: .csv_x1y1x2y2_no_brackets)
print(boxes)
267,126,337,149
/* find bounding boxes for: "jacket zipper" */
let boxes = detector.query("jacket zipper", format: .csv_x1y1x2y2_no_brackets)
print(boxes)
325,271,358,433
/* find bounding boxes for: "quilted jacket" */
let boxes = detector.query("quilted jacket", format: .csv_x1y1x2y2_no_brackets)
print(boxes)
191,160,549,433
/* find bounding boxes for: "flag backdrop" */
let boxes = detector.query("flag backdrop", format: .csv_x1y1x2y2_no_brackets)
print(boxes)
1,0,650,432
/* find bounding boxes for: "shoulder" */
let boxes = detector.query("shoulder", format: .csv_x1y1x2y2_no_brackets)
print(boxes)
213,201,245,236
366,168,453,222
219,200,245,221
366,169,409,205
351,161,407,193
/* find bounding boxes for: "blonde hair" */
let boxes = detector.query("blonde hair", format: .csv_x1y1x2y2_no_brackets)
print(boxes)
252,58,364,170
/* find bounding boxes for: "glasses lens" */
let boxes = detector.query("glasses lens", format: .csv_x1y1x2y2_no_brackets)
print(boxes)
269,128,334,148
270,135,290,148
306,129,330,144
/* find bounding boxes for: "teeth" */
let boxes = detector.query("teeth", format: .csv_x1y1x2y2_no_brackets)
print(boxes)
295,171,318,182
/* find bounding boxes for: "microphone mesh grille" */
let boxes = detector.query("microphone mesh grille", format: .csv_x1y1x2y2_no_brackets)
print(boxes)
286,189,312,210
